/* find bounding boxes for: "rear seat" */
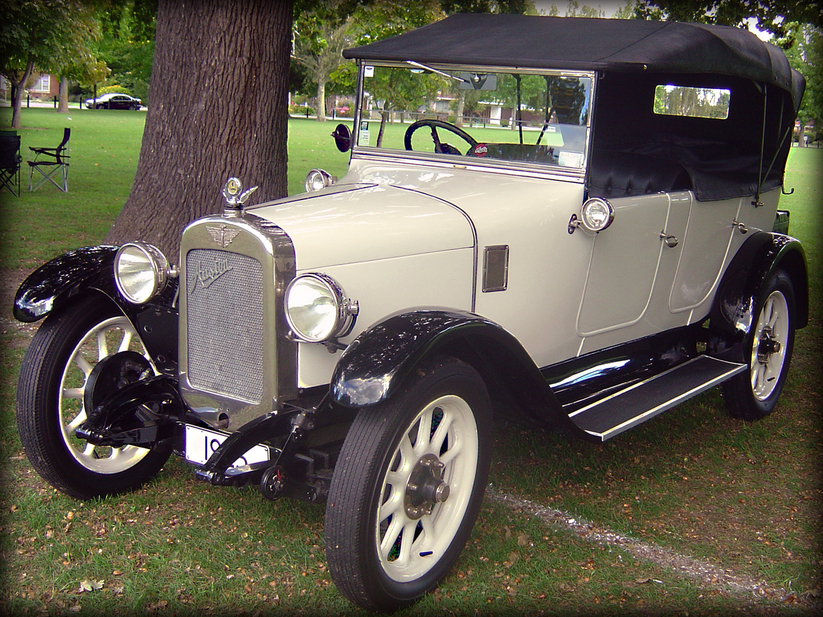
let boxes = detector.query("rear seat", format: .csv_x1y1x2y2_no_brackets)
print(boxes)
588,150,692,198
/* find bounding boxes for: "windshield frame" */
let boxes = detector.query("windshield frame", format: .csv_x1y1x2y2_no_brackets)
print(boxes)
350,60,597,181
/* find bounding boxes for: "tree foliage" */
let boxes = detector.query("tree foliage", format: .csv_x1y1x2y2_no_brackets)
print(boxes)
635,1,822,45
785,26,823,142
440,0,535,13
0,0,101,127
93,0,156,103
293,0,444,121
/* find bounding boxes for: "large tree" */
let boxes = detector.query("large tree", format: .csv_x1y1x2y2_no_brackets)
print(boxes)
105,0,293,259
0,0,101,128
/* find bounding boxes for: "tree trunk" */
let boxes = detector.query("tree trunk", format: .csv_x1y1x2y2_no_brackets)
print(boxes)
58,77,69,113
10,61,34,129
105,0,294,261
455,90,465,127
316,79,327,121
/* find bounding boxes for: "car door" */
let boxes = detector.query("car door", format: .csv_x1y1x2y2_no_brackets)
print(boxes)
576,193,671,337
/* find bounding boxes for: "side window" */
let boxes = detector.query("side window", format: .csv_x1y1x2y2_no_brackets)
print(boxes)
653,85,730,119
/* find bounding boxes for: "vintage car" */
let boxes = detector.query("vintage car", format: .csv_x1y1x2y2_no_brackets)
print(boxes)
14,14,808,612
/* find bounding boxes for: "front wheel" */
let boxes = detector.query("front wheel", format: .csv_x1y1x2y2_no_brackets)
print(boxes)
721,270,796,420
16,293,172,500
325,356,492,612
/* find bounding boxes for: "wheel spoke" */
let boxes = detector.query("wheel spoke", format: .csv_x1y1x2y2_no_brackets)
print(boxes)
398,433,414,468
430,414,453,454
74,354,93,377
379,485,403,522
65,411,87,433
62,387,84,400
118,330,133,353
96,329,109,360
439,440,462,466
380,515,405,559
418,513,435,542
752,362,767,394
396,520,418,565
414,407,433,454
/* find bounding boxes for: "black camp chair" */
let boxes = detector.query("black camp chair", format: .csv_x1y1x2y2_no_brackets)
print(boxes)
0,132,22,197
28,127,70,192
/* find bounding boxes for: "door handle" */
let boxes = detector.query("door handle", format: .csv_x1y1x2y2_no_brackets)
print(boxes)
660,232,678,248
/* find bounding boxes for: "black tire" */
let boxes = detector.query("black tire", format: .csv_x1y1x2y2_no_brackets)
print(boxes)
325,356,492,612
721,270,795,421
16,293,172,500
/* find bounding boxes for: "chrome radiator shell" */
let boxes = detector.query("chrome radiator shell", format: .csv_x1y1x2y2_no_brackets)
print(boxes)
179,214,297,430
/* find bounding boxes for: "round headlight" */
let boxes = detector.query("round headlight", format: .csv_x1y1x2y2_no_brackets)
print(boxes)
580,198,615,233
114,242,170,304
285,274,358,343
304,169,336,193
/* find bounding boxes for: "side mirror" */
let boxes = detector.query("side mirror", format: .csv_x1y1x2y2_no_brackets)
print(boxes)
331,124,351,152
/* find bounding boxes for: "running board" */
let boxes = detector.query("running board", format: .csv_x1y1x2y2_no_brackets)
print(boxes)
567,356,746,442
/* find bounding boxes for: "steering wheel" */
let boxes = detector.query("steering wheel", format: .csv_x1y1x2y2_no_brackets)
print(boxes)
404,119,478,154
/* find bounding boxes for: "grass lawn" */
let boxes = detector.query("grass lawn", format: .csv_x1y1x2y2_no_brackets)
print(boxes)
1,106,821,615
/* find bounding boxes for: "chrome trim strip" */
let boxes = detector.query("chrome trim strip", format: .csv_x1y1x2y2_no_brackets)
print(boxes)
350,150,586,184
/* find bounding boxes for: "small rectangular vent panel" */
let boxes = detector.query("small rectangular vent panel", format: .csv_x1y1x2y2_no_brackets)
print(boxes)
483,245,509,292
185,249,264,403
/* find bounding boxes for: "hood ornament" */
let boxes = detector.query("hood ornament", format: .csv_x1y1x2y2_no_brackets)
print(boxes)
222,177,258,217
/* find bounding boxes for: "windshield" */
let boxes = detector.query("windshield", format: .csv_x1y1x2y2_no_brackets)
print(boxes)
354,63,593,170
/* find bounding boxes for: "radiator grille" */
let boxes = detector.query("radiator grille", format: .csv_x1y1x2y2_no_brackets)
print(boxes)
185,249,264,403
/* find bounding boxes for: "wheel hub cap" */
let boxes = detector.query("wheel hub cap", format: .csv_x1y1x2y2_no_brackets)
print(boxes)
404,453,449,519
757,326,781,364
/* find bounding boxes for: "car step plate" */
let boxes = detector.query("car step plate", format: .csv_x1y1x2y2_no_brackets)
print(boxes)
568,356,746,441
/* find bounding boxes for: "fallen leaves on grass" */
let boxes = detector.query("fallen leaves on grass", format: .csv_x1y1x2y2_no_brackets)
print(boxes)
77,579,104,593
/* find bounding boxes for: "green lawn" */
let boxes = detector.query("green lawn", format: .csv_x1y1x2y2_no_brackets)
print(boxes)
1,106,821,615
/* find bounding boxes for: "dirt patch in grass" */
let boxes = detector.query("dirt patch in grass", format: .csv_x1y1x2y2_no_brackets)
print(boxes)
0,269,39,349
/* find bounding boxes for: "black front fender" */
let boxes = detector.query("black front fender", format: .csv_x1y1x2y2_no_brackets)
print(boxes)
14,246,120,322
14,245,179,374
330,309,593,440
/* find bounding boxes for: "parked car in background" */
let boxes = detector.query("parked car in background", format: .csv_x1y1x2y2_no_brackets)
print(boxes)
14,14,807,612
84,93,142,110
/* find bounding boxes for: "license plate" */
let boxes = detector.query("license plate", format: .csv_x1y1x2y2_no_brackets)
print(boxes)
184,425,270,468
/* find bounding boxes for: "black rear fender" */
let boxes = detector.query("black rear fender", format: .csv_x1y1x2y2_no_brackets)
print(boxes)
709,232,808,359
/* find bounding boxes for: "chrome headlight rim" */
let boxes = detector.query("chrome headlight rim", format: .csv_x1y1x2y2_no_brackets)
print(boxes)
304,168,337,193
579,197,615,233
114,242,171,304
284,273,358,344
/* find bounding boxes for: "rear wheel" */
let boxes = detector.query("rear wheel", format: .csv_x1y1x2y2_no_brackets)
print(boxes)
16,294,172,500
325,356,492,612
722,270,795,420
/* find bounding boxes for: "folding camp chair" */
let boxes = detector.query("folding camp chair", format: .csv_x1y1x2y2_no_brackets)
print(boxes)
28,127,70,192
0,132,22,197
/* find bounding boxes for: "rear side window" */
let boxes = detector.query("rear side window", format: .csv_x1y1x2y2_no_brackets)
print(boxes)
653,85,730,119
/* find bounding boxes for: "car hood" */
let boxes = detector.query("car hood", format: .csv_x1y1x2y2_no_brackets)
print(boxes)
248,183,474,270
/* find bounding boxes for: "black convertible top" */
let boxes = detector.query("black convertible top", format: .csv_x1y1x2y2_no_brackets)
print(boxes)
343,13,804,109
